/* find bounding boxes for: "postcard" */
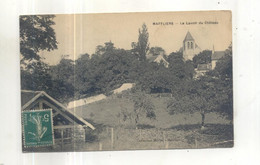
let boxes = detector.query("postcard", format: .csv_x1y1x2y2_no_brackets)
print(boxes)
20,11,233,152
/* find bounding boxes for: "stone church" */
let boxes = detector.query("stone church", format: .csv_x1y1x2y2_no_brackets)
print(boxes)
182,31,226,78
182,31,201,61
147,31,226,74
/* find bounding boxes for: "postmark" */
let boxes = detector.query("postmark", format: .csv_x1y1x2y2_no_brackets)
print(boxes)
22,109,54,147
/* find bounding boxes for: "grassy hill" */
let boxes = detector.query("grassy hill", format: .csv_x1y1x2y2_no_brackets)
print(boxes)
71,92,230,129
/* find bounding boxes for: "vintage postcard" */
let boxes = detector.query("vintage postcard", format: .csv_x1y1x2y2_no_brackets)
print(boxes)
20,11,233,152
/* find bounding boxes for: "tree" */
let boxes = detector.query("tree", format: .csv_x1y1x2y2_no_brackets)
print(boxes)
95,41,115,56
20,15,57,62
167,51,186,79
75,42,138,97
49,58,75,103
50,58,74,82
167,78,218,129
207,43,233,120
149,46,166,56
21,61,52,92
20,15,64,102
192,50,212,68
131,23,149,61
167,44,233,127
131,91,156,129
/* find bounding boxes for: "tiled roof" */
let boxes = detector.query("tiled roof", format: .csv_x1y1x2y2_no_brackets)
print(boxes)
212,51,225,60
197,64,211,71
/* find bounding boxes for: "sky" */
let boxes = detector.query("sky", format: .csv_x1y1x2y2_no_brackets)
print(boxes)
40,11,232,65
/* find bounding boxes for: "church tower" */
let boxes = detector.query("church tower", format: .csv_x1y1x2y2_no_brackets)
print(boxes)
183,31,200,60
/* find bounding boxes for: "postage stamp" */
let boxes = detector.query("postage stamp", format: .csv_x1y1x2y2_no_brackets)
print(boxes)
22,109,54,147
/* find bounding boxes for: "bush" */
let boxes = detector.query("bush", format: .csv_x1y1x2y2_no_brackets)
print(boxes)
137,124,155,129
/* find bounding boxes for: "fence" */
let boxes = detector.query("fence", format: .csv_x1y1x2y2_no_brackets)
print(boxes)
53,125,85,149
87,126,233,150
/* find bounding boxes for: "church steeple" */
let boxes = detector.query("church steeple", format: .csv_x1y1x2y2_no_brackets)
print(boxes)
183,31,199,60
183,31,195,42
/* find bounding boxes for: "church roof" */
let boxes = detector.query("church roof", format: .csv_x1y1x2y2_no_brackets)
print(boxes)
212,51,225,60
183,31,195,42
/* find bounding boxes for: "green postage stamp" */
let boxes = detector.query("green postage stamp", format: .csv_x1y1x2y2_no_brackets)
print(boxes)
22,109,54,147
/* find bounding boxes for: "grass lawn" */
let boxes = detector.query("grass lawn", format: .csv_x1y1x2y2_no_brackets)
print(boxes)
47,92,234,151
71,93,230,129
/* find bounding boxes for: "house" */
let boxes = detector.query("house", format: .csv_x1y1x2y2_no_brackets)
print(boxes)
211,50,226,69
182,31,201,61
21,90,95,146
194,63,212,79
147,53,169,68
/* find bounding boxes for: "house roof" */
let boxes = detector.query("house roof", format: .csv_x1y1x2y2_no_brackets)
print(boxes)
147,54,169,67
212,51,225,60
147,55,158,62
154,55,169,67
183,31,195,42
21,90,95,130
197,64,211,71
21,90,42,107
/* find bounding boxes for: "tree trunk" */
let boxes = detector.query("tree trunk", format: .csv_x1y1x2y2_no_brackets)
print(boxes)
135,114,139,129
201,112,205,130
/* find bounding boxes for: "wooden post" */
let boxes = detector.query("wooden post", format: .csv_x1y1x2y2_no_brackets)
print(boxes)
99,142,102,151
163,131,166,144
111,128,114,149
39,101,43,109
139,129,142,141
165,140,168,149
61,129,64,150
195,137,198,148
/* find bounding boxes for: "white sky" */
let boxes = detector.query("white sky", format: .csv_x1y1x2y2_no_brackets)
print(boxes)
40,11,232,65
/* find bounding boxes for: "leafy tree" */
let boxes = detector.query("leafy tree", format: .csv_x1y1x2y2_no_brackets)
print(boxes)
192,50,212,68
131,23,149,61
21,61,52,92
50,58,74,83
131,91,156,129
168,44,233,127
75,42,138,97
149,46,166,56
167,51,186,79
49,58,75,103
20,15,57,62
95,41,115,56
207,43,233,120
137,62,173,93
167,78,218,129
185,60,195,79
20,15,74,103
